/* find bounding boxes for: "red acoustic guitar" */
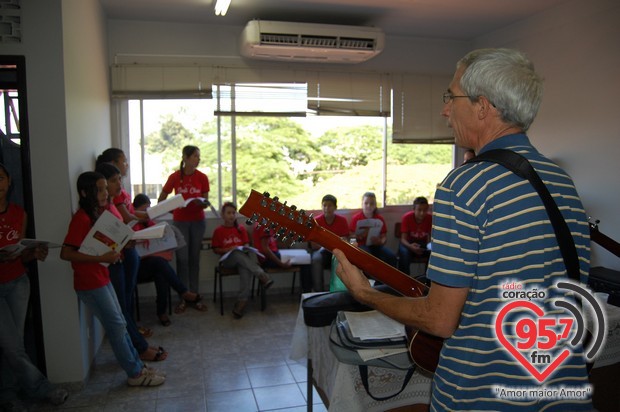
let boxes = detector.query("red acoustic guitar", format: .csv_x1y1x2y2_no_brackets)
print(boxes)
239,189,443,373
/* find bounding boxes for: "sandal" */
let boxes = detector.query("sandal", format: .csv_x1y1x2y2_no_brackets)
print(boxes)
174,300,187,314
183,292,203,304
138,326,153,338
139,346,168,362
158,315,171,327
191,301,208,312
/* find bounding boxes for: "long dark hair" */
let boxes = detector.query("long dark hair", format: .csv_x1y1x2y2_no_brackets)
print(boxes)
96,148,125,167
0,163,12,202
180,145,199,182
77,171,105,223
221,201,241,234
95,162,121,180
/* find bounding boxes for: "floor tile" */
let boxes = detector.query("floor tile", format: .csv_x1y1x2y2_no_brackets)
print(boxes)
253,383,306,410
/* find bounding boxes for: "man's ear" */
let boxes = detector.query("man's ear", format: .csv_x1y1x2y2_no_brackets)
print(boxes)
477,96,495,120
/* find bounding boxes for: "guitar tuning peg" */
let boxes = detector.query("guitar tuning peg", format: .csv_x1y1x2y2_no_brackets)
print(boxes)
288,211,296,220
273,196,279,203
306,221,314,229
269,201,277,212
269,222,278,230
278,207,286,216
259,217,268,226
290,205,297,211
263,192,270,198
245,213,259,225
245,219,253,225
260,198,268,207
295,235,305,244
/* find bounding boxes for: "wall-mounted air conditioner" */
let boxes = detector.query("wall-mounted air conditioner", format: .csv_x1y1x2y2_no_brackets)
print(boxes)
240,20,385,64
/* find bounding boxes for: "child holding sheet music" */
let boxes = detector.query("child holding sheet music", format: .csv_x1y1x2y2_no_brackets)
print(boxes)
158,145,209,313
132,194,203,326
60,171,165,387
0,163,69,408
94,163,167,362
349,192,397,268
212,202,273,318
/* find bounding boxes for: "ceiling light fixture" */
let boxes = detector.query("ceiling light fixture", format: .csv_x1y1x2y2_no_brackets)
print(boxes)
214,0,231,16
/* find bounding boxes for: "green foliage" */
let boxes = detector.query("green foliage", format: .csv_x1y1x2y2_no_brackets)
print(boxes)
143,115,453,209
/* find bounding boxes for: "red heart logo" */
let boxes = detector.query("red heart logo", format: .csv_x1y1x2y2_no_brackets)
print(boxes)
495,300,572,383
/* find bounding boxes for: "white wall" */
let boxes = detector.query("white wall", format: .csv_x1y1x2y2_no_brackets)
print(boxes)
474,0,620,270
0,0,112,383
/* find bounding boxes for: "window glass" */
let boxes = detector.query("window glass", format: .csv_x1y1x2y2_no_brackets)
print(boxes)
127,98,453,212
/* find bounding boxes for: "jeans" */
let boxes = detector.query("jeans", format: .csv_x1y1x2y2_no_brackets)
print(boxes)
0,274,54,402
138,256,189,315
109,262,148,353
174,220,206,294
76,283,143,378
123,247,140,318
220,250,264,300
397,243,430,276
310,249,331,292
360,245,398,268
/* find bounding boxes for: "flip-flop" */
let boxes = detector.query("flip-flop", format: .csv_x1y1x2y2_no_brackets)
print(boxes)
138,326,153,338
174,300,186,314
140,346,167,362
192,301,208,312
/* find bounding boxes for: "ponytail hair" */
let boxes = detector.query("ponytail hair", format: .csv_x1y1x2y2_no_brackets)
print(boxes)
96,148,124,167
77,171,105,223
180,145,199,182
221,201,241,234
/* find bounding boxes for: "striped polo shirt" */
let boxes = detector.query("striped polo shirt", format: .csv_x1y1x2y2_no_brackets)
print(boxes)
427,134,592,411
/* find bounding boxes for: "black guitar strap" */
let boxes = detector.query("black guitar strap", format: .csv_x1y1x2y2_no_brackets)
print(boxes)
467,149,581,281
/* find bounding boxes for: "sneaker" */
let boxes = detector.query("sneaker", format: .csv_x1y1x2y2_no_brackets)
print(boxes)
258,273,274,290
232,300,248,319
127,367,166,387
47,387,69,406
145,365,167,377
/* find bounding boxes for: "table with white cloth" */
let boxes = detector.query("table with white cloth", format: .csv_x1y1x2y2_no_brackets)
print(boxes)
289,293,432,412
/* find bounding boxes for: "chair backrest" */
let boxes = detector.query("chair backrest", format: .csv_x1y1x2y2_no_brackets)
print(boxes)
394,222,402,239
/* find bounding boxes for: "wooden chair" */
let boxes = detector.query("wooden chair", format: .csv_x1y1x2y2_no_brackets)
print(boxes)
394,222,429,277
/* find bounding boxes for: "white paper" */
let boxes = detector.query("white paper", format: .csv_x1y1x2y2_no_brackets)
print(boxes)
147,194,184,219
134,223,178,257
131,223,166,240
0,239,60,257
279,249,311,265
183,196,207,207
354,218,383,246
344,310,406,341
78,210,134,261
219,245,265,262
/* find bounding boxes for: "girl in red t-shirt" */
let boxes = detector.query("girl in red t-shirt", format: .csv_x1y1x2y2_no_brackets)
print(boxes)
0,163,69,405
60,171,165,387
212,202,273,318
158,145,209,313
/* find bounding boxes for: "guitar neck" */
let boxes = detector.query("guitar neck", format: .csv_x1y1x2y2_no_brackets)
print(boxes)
591,228,620,259
307,225,427,298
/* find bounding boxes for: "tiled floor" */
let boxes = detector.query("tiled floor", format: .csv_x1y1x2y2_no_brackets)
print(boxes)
31,291,327,412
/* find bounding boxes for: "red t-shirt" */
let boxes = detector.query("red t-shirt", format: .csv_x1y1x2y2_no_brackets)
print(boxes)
401,210,432,246
162,169,210,222
63,208,111,291
251,224,278,263
0,203,26,283
112,189,135,220
315,213,350,238
212,224,249,251
349,211,387,245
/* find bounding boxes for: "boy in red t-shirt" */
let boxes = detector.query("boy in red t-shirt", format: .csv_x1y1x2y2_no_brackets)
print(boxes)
398,196,432,276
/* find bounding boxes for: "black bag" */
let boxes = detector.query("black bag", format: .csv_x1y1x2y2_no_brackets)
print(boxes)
302,284,398,327
328,312,416,401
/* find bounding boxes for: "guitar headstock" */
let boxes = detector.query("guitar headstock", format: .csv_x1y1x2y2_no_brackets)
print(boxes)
239,190,318,246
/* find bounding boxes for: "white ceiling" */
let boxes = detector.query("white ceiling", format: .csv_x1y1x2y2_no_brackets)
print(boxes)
99,0,572,40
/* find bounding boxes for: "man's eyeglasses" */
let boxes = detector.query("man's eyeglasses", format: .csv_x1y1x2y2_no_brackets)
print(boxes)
442,92,471,104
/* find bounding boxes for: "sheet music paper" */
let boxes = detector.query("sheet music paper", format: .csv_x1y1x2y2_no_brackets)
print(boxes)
344,310,406,341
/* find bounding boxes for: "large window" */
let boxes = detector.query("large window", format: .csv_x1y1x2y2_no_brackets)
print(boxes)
126,98,453,212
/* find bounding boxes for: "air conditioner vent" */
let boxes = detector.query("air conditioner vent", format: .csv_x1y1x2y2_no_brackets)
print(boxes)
241,20,384,64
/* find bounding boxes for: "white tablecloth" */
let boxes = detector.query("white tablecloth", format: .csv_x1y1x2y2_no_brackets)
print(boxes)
290,293,432,412
592,300,620,368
